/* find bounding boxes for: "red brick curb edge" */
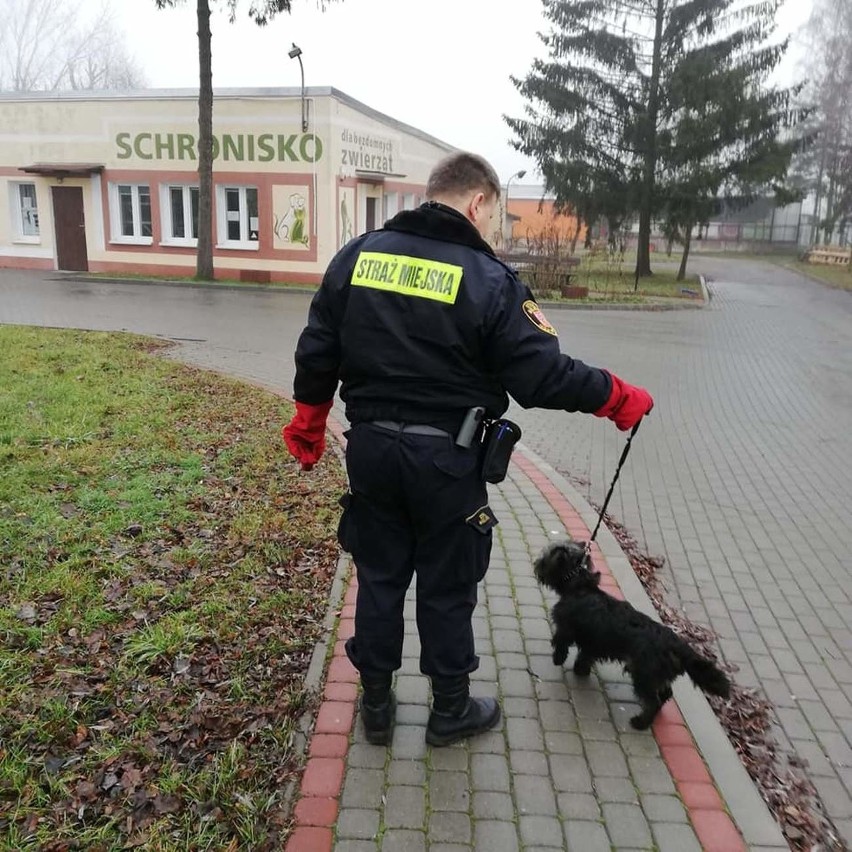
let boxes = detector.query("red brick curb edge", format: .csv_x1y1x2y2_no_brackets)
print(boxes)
285,416,358,852
286,422,745,852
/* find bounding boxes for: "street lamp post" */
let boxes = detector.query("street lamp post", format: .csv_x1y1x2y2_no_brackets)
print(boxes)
504,169,526,250
288,43,308,133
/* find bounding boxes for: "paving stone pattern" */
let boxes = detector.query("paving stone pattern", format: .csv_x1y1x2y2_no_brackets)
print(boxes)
331,466,699,851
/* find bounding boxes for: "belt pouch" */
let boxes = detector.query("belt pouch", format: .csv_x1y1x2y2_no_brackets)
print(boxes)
481,419,522,484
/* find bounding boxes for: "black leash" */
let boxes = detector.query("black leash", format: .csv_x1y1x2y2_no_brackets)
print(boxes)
586,419,642,550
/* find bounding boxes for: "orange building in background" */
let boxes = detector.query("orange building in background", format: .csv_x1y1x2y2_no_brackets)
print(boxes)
501,185,586,253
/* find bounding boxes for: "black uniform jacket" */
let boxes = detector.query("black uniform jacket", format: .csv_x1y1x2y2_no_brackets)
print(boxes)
293,202,612,430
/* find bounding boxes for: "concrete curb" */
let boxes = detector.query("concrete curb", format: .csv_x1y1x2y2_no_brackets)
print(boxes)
539,299,706,312
284,415,360,852
56,271,710,310
512,443,788,850
52,272,318,297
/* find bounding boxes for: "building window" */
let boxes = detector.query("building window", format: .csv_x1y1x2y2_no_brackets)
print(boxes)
383,192,398,221
160,185,199,244
217,185,259,248
402,193,416,210
12,182,40,240
109,184,152,243
365,197,378,231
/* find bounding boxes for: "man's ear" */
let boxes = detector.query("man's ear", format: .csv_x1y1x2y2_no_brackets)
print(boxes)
468,191,487,223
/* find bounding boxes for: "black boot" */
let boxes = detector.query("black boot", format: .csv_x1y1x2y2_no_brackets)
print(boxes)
426,675,501,747
360,673,396,746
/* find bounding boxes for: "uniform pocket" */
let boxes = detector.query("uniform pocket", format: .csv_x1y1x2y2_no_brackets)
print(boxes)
465,504,498,535
337,491,358,555
465,504,498,582
433,445,479,479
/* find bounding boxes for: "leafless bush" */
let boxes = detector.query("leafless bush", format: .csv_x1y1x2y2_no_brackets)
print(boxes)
517,224,577,298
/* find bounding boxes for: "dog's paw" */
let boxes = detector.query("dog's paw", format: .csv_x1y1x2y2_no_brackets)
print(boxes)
552,650,568,666
630,713,653,730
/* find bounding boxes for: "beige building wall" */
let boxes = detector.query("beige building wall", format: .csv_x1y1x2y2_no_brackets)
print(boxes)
0,88,454,283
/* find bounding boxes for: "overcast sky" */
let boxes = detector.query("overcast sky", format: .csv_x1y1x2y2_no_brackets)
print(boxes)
107,0,812,182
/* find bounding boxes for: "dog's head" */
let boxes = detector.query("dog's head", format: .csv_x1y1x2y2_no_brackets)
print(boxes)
533,540,601,596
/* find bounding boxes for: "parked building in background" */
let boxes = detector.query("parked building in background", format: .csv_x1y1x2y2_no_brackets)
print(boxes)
501,183,585,254
0,88,453,284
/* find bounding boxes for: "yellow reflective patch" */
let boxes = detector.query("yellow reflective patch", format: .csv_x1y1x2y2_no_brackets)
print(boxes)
351,251,463,304
522,300,558,336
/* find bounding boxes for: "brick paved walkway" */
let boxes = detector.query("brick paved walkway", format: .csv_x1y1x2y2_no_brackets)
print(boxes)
286,422,785,852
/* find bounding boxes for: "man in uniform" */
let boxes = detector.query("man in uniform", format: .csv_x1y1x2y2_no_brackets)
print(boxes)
283,152,653,747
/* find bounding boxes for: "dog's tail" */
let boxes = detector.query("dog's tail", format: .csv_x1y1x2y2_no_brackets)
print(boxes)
684,651,731,698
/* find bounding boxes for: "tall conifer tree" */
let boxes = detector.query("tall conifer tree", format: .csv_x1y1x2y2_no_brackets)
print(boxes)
508,0,800,279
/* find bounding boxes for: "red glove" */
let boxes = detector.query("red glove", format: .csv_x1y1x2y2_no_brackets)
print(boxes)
282,399,333,470
594,371,653,431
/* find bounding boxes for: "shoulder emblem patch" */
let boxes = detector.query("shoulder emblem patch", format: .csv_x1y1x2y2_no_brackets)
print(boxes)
522,300,557,336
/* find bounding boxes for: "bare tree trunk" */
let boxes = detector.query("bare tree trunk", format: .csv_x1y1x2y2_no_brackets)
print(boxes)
676,222,693,282
570,212,581,255
196,0,214,281
635,0,665,281
813,140,827,245
825,144,840,242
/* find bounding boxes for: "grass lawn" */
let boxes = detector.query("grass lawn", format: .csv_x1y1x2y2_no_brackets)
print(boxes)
690,250,799,263
685,250,852,291
523,265,702,303
777,258,852,291
510,246,702,303
0,326,346,850
574,267,700,299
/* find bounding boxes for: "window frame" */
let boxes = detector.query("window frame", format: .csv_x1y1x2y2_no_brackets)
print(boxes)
11,182,40,243
383,191,399,221
159,184,200,246
215,184,259,250
108,182,153,245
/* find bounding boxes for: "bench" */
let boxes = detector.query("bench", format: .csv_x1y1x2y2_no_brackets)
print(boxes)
805,247,850,266
497,252,581,290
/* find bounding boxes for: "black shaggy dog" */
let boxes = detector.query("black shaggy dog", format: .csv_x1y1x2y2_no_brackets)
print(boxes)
534,540,731,729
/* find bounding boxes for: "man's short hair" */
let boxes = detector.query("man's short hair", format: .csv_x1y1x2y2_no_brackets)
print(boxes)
425,152,502,202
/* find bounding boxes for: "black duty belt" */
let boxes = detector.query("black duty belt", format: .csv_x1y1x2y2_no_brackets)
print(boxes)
371,421,452,438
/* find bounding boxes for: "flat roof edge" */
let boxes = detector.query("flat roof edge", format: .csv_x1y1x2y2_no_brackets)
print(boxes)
0,86,455,152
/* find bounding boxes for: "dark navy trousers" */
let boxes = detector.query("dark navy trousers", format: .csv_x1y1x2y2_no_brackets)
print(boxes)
339,423,494,679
